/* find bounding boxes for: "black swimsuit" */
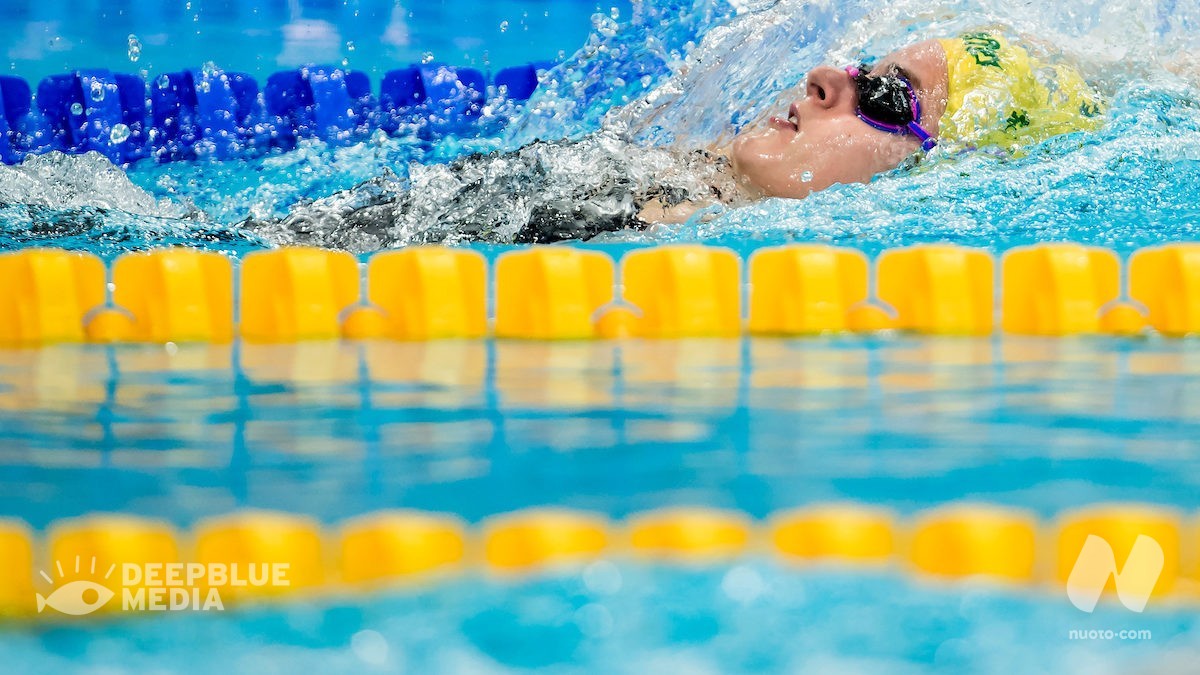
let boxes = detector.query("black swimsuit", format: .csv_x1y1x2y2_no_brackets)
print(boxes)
241,133,740,250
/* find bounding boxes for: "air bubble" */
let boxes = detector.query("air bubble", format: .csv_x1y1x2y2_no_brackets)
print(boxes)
499,20,509,32
127,34,141,63
801,171,813,183
89,81,105,102
70,102,83,115
110,123,130,144
421,52,435,64
346,40,356,52
610,6,620,19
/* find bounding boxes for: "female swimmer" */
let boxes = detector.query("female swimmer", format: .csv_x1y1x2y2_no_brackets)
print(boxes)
247,32,1103,248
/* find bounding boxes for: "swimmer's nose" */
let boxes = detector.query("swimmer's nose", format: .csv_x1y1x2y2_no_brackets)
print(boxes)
805,65,857,112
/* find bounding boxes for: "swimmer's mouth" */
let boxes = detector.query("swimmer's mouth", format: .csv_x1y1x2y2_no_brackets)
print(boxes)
768,103,801,132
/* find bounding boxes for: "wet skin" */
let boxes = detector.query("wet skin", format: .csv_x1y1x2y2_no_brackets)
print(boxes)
728,40,950,199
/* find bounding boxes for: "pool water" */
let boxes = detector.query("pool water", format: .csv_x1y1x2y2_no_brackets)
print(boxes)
3,567,1197,674
1,337,1199,672
0,0,629,85
2,0,1200,672
2,337,1200,527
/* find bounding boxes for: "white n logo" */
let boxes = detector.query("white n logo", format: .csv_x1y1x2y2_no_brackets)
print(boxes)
1066,534,1163,613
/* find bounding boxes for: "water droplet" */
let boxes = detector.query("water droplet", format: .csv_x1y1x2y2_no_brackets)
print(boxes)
89,81,105,102
721,566,765,604
574,603,613,638
801,171,814,183
70,102,83,115
126,34,142,63
350,630,388,667
499,20,509,32
421,52,435,64
110,123,130,144
582,560,622,594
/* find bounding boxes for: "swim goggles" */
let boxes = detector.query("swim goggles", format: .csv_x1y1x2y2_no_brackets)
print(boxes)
845,64,937,151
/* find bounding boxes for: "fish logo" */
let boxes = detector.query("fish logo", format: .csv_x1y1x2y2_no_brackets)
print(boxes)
36,556,117,616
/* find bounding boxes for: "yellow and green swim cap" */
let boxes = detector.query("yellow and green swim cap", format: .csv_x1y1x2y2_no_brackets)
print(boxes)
937,32,1104,151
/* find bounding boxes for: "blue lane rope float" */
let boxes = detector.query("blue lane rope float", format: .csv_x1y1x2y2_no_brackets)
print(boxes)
0,60,554,166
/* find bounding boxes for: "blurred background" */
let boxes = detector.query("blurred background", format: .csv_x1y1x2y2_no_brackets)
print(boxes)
0,0,633,83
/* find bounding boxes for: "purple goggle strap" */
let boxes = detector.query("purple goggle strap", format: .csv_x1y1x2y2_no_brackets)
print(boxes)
845,66,937,151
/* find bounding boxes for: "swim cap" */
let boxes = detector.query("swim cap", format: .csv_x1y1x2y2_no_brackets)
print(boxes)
937,32,1104,151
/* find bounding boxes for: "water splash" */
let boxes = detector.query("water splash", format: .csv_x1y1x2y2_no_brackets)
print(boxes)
240,134,742,251
1,0,1199,255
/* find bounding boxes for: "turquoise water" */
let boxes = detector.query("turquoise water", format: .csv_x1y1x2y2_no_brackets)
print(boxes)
2,0,1200,672
2,338,1199,672
2,338,1200,527
3,568,1197,674
0,0,1195,258
0,0,628,84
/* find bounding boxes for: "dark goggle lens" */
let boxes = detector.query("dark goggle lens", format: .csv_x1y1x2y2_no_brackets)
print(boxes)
853,67,914,126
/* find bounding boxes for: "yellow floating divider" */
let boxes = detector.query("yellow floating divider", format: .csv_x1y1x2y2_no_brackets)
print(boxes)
628,508,751,561
111,248,234,343
877,245,994,335
0,520,35,616
494,247,614,339
0,249,105,344
482,509,609,571
239,247,359,342
8,243,1200,342
1129,243,1200,336
339,511,465,585
46,515,180,614
909,505,1037,582
1002,244,1119,335
1056,505,1180,603
771,505,895,563
6,502,1200,621
194,511,324,597
367,246,487,339
747,245,868,335
621,245,741,337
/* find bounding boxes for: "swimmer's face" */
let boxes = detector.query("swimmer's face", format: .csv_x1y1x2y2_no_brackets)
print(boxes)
730,40,949,199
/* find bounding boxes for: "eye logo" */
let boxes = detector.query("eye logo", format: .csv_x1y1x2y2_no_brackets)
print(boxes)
36,556,117,616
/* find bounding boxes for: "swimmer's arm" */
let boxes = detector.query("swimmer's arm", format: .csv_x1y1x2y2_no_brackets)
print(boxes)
637,199,708,224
